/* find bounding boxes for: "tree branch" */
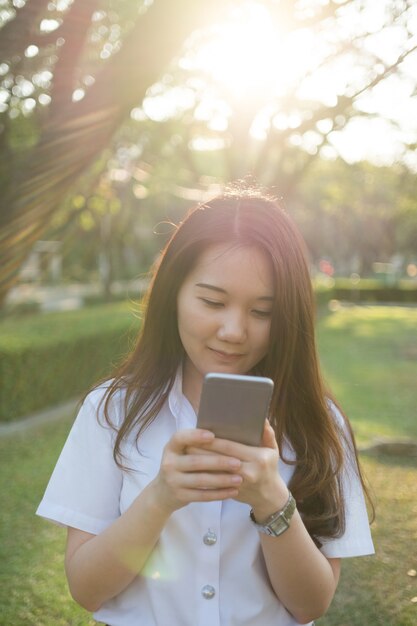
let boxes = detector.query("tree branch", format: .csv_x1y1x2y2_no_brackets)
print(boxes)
0,0,229,303
0,0,51,60
48,0,99,117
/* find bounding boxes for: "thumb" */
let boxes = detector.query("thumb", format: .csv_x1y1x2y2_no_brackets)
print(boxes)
261,420,278,450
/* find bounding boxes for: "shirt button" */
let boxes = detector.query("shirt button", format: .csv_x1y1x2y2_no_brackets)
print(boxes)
201,584,216,599
203,529,217,545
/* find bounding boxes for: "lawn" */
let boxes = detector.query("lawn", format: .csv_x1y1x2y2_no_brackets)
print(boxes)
317,305,417,444
317,453,417,626
0,305,416,625
0,416,95,626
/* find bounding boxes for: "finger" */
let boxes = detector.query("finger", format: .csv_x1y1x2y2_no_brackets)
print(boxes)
179,487,240,503
167,429,214,453
177,452,241,473
180,471,243,490
200,437,258,462
261,420,278,450
186,445,219,456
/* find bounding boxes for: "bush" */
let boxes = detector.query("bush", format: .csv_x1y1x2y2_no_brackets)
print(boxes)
1,279,416,422
314,284,335,306
0,299,41,319
313,278,417,305
333,285,417,303
0,302,140,422
82,290,142,307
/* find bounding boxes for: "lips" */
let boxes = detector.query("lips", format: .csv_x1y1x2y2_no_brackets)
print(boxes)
209,347,244,360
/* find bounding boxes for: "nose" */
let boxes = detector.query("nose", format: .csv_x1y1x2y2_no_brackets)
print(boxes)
216,309,247,344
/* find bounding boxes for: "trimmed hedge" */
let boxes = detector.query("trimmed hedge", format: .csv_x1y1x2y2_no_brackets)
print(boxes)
1,281,416,422
332,286,417,303
313,279,417,305
0,302,140,422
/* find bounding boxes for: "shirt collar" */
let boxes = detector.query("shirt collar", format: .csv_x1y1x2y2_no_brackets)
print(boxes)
168,364,197,430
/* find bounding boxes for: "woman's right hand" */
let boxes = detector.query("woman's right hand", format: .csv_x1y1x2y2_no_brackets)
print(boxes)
151,428,243,514
65,428,240,612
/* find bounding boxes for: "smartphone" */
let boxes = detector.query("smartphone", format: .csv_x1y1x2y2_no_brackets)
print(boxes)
197,373,274,446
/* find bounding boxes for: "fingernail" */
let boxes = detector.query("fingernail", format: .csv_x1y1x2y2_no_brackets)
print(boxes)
201,431,214,440
229,459,240,469
231,475,242,484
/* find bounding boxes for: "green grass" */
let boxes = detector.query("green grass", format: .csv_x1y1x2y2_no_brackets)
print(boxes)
1,416,415,626
0,416,95,626
0,305,416,624
318,454,417,626
318,305,417,444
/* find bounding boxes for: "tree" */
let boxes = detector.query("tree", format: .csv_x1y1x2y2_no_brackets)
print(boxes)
0,0,227,306
291,158,417,273
1,0,416,304
142,0,417,188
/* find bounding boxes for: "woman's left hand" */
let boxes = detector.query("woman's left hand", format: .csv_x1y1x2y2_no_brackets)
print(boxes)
187,420,289,519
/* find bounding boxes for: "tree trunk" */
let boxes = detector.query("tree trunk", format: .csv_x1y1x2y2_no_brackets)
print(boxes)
0,0,225,307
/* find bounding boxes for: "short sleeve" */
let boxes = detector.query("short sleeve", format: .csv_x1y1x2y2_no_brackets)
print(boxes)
319,402,375,559
36,388,123,535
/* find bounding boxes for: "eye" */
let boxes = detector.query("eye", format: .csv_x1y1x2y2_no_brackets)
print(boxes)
252,309,272,318
199,298,224,308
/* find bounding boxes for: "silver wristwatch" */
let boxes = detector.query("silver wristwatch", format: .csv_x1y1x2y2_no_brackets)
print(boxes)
250,490,296,537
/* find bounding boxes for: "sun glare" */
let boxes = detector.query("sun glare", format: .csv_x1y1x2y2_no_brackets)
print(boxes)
141,1,417,164
185,4,318,105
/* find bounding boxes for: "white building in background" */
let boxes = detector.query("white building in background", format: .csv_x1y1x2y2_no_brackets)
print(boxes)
19,241,62,283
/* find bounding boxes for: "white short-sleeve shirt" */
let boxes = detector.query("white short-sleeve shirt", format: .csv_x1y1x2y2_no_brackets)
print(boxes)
37,370,374,626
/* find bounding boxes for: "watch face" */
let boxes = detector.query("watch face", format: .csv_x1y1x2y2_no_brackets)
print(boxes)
268,513,289,536
250,491,296,536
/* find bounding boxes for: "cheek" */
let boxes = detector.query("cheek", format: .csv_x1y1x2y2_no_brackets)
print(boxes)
177,304,211,340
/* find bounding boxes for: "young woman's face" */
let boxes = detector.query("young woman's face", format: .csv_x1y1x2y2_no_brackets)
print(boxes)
177,243,274,400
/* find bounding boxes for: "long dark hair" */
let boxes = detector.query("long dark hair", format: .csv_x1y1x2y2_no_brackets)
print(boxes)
99,186,372,545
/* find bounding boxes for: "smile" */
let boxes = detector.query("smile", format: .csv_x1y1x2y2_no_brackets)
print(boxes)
208,348,244,360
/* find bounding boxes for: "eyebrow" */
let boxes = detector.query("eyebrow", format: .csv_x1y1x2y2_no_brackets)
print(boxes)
195,282,274,301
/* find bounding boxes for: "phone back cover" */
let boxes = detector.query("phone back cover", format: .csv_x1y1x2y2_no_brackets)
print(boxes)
197,374,274,445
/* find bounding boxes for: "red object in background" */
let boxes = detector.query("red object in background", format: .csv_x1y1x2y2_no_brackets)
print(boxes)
319,260,334,276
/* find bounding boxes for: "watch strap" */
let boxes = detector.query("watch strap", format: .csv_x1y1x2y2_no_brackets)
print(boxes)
250,490,296,537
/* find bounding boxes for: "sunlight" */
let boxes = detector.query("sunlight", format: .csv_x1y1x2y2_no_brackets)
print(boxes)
138,0,417,165
183,4,316,105
174,1,346,146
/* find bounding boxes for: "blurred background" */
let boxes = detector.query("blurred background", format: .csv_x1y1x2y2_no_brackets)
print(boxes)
0,2,416,625
1,0,416,311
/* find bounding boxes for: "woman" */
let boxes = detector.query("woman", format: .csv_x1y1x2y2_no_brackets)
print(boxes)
37,187,374,626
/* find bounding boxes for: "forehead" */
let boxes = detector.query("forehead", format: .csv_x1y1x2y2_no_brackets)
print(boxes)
186,243,274,294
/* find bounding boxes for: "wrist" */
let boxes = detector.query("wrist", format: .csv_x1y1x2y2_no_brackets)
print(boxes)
251,478,289,523
144,478,178,518
250,490,297,537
